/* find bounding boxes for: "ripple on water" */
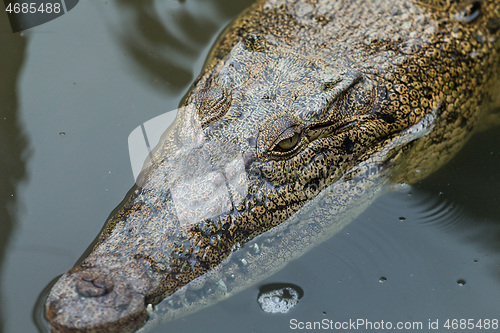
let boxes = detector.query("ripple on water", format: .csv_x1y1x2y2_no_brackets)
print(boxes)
34,276,58,333
398,187,467,231
375,183,468,232
314,185,470,293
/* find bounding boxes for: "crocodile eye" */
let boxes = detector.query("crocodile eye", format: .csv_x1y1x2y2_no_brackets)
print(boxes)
257,115,303,159
277,133,299,151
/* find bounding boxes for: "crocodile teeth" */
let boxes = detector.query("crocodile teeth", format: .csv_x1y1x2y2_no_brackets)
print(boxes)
146,304,154,315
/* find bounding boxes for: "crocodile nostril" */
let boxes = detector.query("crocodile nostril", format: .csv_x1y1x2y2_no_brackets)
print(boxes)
75,270,114,297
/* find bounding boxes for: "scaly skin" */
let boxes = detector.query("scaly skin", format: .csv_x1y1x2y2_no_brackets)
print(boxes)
45,0,500,332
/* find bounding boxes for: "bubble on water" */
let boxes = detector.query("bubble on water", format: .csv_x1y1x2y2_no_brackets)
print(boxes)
258,288,298,313
457,279,466,286
257,283,303,314
379,276,387,283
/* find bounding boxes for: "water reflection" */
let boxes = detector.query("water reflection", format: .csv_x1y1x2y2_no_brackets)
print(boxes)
112,0,254,94
0,15,30,333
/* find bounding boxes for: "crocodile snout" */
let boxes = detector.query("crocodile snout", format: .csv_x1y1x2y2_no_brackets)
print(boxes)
75,269,114,297
45,262,150,333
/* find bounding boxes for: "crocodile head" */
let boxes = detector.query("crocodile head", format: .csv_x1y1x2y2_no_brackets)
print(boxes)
45,36,404,332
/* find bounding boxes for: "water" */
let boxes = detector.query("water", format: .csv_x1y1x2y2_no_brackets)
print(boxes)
1,1,500,333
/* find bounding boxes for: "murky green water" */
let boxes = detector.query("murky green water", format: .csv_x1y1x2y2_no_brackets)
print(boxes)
1,1,499,333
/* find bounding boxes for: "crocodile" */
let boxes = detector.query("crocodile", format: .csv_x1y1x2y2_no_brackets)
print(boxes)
45,0,500,332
